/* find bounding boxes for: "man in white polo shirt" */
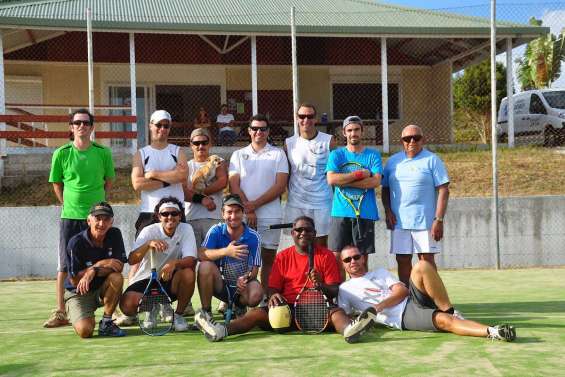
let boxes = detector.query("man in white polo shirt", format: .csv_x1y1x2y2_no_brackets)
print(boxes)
229,113,289,289
217,104,237,146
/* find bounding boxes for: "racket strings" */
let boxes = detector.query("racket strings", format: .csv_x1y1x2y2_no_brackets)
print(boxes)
138,289,173,336
295,289,329,332
222,260,249,287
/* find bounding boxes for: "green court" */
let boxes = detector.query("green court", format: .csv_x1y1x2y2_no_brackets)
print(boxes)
1,268,564,377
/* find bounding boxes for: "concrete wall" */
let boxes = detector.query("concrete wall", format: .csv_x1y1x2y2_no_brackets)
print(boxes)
1,196,564,279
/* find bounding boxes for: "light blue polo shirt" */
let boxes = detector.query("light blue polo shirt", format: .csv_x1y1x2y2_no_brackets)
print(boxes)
202,223,262,268
382,149,449,230
326,147,383,221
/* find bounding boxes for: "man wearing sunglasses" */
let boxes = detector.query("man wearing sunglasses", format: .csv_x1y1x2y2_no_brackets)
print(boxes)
381,125,449,286
338,245,516,341
120,197,197,332
45,109,115,328
284,103,336,247
229,114,289,290
118,110,189,325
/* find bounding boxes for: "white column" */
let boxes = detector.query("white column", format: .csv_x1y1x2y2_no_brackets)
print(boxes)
251,35,258,115
381,37,389,153
449,61,455,143
0,31,6,173
86,8,95,139
291,6,299,136
129,33,138,153
506,37,514,148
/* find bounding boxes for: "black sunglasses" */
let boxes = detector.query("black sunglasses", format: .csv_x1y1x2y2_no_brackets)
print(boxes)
192,140,209,146
292,227,315,234
250,126,269,132
71,120,92,127
401,135,423,143
153,123,171,129
159,211,180,217
342,254,362,263
297,114,315,120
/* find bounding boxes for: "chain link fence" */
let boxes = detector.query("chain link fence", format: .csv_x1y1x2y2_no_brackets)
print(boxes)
1,2,565,277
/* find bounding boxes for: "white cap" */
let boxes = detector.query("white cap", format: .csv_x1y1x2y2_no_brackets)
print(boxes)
150,110,172,124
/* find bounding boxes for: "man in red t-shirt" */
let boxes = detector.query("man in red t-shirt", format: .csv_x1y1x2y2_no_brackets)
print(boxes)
194,216,377,343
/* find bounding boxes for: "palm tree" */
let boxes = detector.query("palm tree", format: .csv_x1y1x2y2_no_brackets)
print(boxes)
517,18,565,90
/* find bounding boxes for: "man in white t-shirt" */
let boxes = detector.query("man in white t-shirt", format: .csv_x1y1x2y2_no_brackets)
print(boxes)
216,104,237,146
120,197,198,332
338,245,516,341
118,110,189,325
284,102,336,247
229,114,289,290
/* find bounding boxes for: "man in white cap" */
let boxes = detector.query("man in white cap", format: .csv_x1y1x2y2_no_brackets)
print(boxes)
117,110,189,325
119,196,197,332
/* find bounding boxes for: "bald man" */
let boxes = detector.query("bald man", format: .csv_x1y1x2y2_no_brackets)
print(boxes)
381,125,449,286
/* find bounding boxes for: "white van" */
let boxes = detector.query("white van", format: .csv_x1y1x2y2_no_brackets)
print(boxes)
497,89,565,146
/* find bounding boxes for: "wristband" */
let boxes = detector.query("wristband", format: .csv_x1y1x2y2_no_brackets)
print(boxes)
433,217,444,222
192,193,205,203
353,170,365,180
162,181,170,188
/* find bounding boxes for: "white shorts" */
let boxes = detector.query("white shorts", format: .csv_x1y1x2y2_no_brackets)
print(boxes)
257,218,282,251
283,205,332,237
390,229,440,254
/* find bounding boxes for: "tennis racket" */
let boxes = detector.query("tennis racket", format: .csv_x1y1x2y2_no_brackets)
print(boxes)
337,161,369,246
294,243,330,333
137,248,174,336
220,244,252,324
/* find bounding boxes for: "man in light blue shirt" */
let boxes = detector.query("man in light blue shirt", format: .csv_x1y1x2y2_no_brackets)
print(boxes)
382,125,449,286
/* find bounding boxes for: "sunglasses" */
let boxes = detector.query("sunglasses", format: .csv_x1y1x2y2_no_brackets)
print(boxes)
292,227,315,234
250,126,269,132
192,140,209,146
401,135,423,143
159,211,180,217
297,114,315,120
342,254,362,263
71,120,92,127
153,123,171,129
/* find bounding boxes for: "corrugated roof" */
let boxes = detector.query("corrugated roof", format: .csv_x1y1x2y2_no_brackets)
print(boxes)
0,0,548,36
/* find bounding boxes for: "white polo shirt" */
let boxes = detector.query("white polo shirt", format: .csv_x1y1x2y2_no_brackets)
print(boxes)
229,143,289,219
217,113,235,133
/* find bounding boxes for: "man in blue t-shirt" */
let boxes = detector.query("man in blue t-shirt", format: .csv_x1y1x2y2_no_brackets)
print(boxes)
64,202,127,338
195,194,263,332
326,116,383,275
382,125,450,286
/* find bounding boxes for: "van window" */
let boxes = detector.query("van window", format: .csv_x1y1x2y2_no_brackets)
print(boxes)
529,94,547,114
542,91,565,109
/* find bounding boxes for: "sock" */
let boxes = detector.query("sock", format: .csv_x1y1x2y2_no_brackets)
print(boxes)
102,314,112,323
443,307,455,315
487,326,497,336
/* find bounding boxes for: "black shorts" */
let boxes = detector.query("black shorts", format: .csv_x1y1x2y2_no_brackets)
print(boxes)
125,276,177,302
328,217,375,254
401,279,439,331
215,278,259,307
58,219,88,272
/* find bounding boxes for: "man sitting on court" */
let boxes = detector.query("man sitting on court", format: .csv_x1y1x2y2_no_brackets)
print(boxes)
195,194,263,328
64,202,127,338
338,245,516,341
195,215,375,343
120,197,197,332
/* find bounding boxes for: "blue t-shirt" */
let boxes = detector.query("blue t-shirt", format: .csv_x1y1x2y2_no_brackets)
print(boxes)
202,223,262,269
382,149,449,230
65,227,127,292
325,147,383,220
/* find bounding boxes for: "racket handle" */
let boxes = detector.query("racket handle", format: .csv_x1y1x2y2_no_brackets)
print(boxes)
268,223,294,230
149,247,155,270
308,243,314,272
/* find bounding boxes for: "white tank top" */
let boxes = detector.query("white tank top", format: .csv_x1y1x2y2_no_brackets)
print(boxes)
185,158,223,220
139,144,185,213
286,131,333,209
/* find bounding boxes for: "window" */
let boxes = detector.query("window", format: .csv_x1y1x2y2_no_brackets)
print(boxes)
332,83,399,120
529,94,547,115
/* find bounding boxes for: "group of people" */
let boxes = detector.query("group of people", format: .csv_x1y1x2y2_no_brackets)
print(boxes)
44,105,516,343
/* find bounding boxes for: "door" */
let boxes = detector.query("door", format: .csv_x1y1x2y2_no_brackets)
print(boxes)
528,94,546,133
109,86,147,148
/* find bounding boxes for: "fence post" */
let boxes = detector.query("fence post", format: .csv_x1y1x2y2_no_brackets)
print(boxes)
129,33,138,152
291,6,299,136
251,35,258,115
86,7,95,140
0,30,6,187
381,37,389,153
506,38,514,148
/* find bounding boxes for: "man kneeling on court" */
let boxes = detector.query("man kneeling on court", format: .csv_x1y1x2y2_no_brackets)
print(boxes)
195,194,263,328
120,196,197,332
195,215,375,343
338,245,516,341
64,202,127,338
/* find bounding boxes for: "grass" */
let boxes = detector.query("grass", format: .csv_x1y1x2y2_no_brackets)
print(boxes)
1,146,565,207
1,268,564,376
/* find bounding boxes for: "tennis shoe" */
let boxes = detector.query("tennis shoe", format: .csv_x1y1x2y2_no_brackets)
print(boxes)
114,314,138,326
217,301,228,314
488,324,516,342
195,310,227,342
98,319,126,337
173,313,189,332
43,309,69,328
160,305,174,322
343,307,377,344
183,302,196,316
142,308,158,330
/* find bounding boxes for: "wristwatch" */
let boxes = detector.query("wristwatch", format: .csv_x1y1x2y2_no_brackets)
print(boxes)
433,217,444,222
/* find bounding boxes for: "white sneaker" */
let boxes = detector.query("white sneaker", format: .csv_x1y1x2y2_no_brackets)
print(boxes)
183,302,196,316
487,324,516,342
217,301,228,314
343,307,377,344
160,305,174,322
195,310,228,342
142,307,158,330
114,314,138,326
173,313,189,332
